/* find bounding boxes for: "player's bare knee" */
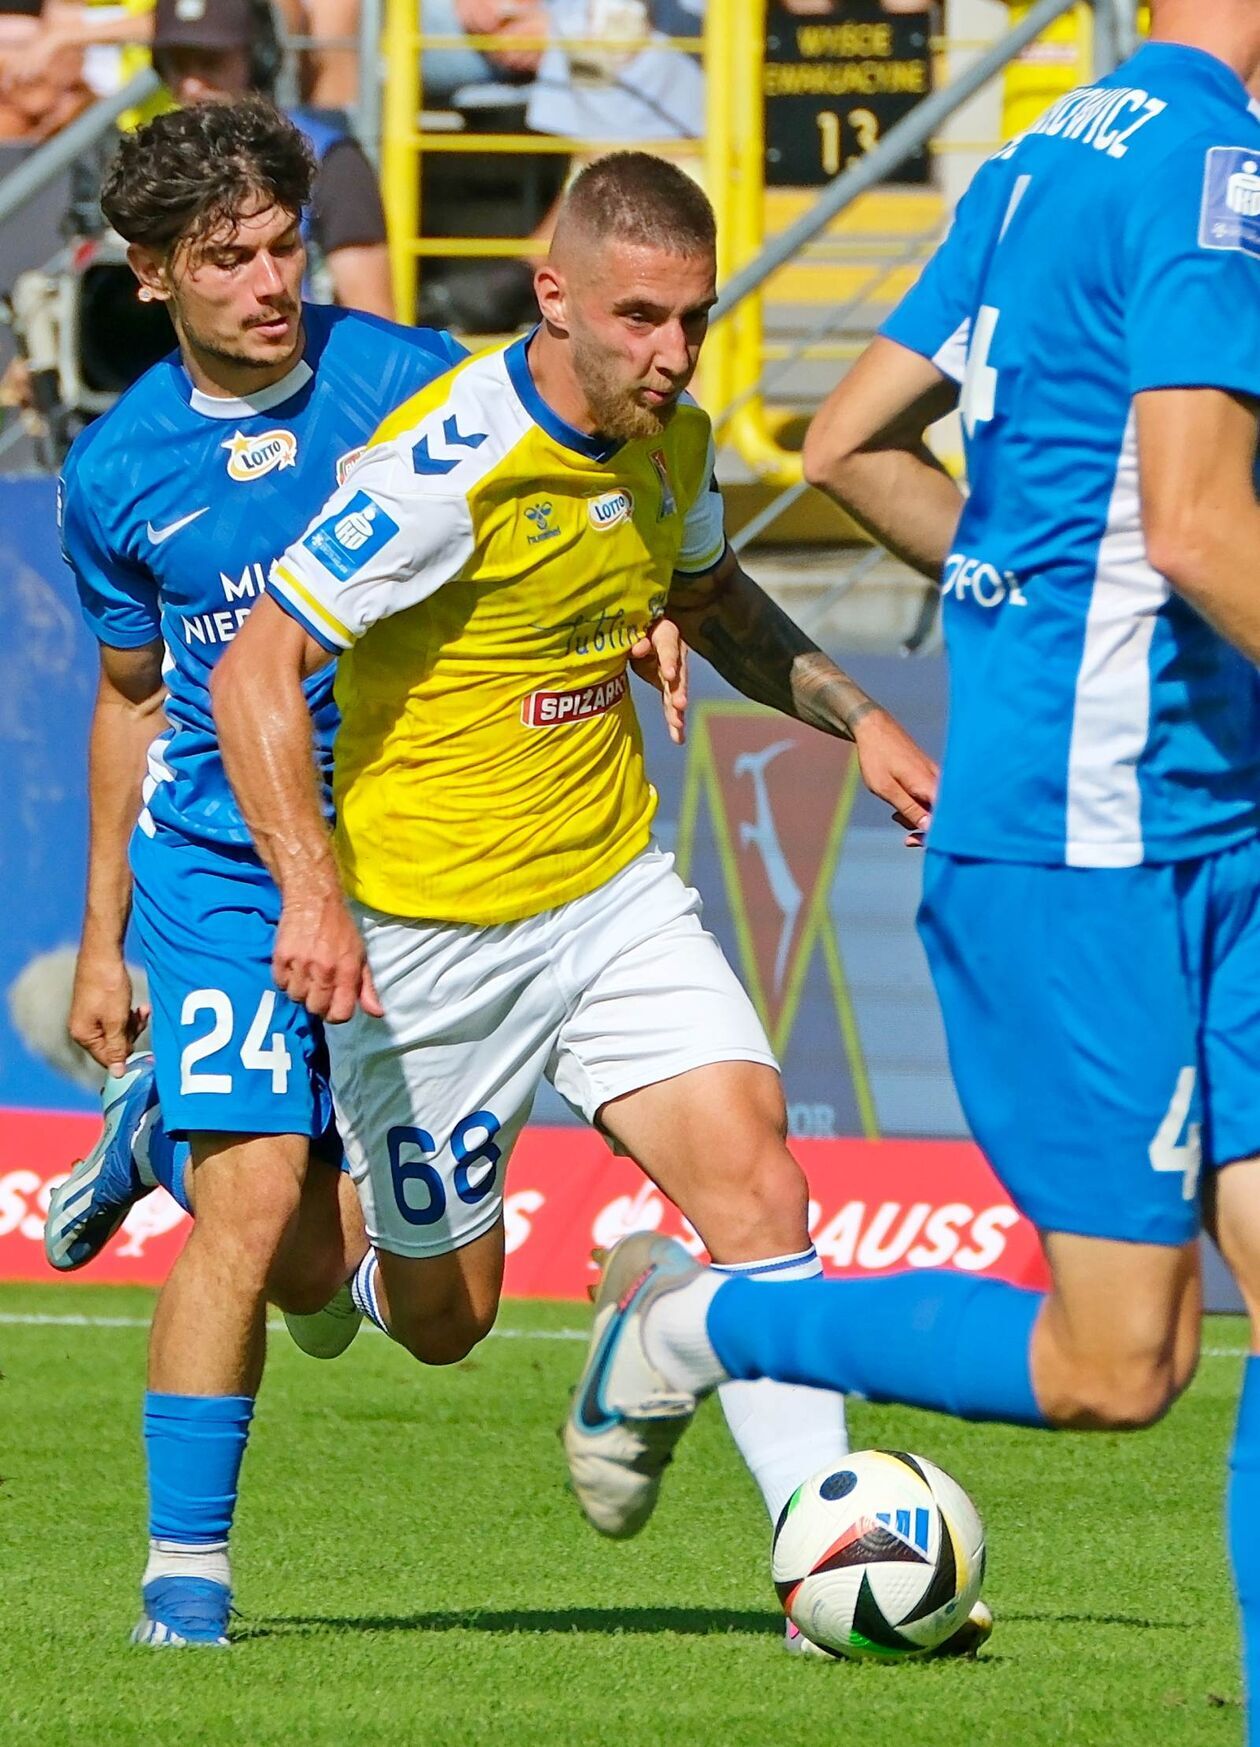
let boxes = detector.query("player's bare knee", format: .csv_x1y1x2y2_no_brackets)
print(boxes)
1048,1358,1177,1431
391,1307,494,1366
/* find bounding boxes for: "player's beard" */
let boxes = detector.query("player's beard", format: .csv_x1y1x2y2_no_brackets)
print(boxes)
572,328,681,443
180,306,303,380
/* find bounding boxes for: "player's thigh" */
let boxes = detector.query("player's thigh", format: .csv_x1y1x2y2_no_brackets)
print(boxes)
375,1222,507,1365
546,850,802,1261
328,900,561,1268
182,1129,311,1280
1033,1227,1201,1425
131,828,336,1147
1210,1157,1260,1343
917,853,1203,1247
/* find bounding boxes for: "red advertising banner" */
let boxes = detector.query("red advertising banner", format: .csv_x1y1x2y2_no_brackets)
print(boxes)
0,1109,1049,1296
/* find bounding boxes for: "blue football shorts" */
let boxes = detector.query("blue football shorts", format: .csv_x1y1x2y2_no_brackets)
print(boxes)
130,823,337,1146
917,836,1260,1246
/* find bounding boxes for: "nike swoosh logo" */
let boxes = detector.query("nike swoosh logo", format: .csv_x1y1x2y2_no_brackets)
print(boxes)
576,1309,625,1433
146,507,209,544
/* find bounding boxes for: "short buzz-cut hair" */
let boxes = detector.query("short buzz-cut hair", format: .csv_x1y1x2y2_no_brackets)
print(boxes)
101,95,315,253
555,151,717,257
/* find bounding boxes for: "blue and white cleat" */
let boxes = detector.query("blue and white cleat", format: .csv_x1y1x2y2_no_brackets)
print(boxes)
44,1053,159,1271
132,1577,231,1647
563,1232,701,1540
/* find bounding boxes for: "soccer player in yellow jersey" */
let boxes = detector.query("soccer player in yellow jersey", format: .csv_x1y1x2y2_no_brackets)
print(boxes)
213,153,938,1564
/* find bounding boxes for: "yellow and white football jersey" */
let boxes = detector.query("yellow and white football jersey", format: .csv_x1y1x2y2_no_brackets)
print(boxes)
270,335,726,925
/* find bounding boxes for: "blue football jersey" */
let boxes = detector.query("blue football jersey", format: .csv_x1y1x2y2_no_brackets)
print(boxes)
883,42,1260,867
61,303,466,848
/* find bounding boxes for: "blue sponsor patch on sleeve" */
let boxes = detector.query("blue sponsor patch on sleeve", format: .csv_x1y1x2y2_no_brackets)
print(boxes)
1198,146,1260,259
302,490,400,582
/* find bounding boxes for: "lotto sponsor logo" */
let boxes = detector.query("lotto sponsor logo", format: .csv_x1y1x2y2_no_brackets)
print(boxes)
222,428,298,481
587,489,633,531
521,670,628,727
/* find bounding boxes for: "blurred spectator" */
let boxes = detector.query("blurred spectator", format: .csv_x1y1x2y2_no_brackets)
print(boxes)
0,0,167,132
527,0,702,144
151,0,395,315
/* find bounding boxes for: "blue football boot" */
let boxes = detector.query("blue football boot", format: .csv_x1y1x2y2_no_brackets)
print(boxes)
132,1577,231,1647
44,1053,159,1271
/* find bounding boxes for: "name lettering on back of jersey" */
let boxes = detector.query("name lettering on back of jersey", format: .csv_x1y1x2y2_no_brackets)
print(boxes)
302,490,401,582
521,670,628,727
942,552,1028,610
588,489,633,531
222,429,298,482
1199,148,1260,259
1019,82,1166,161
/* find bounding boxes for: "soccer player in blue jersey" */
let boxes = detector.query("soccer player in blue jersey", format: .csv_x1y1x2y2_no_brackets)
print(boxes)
562,0,1260,1723
52,96,466,1647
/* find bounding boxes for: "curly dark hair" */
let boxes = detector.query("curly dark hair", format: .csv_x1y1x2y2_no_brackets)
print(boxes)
101,96,315,253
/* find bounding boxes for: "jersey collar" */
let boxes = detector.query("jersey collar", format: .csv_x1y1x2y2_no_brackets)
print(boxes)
185,353,314,420
505,331,621,463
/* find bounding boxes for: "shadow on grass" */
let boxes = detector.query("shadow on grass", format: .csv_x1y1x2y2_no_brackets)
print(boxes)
240,1607,785,1642
1001,1611,1187,1630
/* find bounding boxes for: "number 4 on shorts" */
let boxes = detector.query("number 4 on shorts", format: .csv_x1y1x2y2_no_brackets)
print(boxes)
1148,1066,1202,1201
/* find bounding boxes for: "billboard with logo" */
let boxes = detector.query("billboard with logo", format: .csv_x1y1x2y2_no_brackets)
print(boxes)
0,477,1050,1298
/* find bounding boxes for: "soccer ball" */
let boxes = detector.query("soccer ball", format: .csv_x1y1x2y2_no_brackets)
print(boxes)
772,1450,985,1660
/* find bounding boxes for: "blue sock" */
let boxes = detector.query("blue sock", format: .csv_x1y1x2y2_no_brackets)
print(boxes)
1229,1357,1260,1740
135,1115,192,1214
707,1272,1048,1427
144,1392,254,1544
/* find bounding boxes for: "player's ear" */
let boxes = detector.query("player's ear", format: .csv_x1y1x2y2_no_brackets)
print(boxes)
127,243,172,306
534,261,569,335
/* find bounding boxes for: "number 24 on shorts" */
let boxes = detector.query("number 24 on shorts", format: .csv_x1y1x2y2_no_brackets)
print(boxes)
389,1114,501,1227
179,988,292,1095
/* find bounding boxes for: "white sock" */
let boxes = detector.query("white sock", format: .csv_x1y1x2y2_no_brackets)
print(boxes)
643,1270,728,1393
143,1537,231,1589
711,1247,850,1525
350,1252,389,1333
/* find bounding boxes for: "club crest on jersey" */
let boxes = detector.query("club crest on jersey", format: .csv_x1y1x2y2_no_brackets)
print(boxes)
302,490,400,581
587,489,633,532
1200,147,1260,259
649,450,676,519
335,445,366,487
222,428,298,481
521,670,628,727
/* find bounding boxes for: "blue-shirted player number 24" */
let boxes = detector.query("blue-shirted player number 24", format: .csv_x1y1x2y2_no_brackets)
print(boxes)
179,989,291,1095
388,1114,501,1226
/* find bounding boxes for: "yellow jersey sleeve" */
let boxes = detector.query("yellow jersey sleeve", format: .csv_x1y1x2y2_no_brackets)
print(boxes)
269,442,474,651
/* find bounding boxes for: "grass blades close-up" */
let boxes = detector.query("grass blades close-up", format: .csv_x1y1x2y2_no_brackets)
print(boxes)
1,1282,1245,1747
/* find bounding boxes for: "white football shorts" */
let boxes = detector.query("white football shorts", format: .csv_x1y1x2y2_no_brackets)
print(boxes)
330,846,778,1258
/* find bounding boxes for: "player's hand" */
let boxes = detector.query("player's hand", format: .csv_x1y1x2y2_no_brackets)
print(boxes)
851,708,938,846
630,618,689,745
273,890,384,1024
68,948,148,1076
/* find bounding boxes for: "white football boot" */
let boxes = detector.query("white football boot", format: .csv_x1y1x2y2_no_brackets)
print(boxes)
283,1283,363,1359
563,1233,703,1539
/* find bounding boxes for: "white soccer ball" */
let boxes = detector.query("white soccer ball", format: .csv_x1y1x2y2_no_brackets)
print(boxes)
772,1450,986,1660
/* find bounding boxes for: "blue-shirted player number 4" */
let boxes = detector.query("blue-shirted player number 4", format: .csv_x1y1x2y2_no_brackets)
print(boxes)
961,305,1000,438
179,989,292,1095
388,1113,501,1225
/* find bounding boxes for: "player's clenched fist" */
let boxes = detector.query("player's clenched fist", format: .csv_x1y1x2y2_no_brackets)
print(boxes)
273,890,383,1023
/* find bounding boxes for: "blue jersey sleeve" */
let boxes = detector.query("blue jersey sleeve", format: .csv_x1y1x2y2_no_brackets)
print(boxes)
879,163,1006,382
1127,137,1260,398
60,459,161,649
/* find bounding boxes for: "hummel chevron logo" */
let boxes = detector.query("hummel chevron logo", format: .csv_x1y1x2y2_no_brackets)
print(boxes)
146,507,209,544
412,416,489,475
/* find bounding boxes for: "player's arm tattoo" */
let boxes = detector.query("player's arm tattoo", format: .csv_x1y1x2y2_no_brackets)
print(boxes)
669,549,879,741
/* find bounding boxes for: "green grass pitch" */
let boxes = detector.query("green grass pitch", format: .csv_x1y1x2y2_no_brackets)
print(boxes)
0,1282,1246,1746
